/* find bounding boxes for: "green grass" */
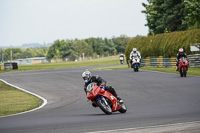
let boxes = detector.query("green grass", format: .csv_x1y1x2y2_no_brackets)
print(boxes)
93,65,128,70
0,55,120,73
0,81,43,116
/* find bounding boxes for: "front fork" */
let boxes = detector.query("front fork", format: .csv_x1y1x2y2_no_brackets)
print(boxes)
96,96,109,106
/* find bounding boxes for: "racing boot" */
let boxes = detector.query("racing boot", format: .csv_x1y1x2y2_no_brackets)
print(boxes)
116,96,124,104
176,66,178,71
92,102,97,108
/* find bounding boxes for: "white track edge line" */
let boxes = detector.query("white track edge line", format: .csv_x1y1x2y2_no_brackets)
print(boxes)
0,79,47,118
85,121,200,133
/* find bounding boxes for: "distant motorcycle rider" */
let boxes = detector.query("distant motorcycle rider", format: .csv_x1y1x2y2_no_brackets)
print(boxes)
176,48,187,71
129,48,141,66
82,70,123,107
119,54,124,64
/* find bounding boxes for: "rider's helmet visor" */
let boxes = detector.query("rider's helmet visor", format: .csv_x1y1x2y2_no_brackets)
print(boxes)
83,76,88,80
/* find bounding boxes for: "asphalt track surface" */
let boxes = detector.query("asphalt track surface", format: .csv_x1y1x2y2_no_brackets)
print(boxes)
0,66,200,133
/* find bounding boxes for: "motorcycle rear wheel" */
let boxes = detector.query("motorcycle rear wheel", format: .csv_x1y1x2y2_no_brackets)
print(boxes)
97,99,112,115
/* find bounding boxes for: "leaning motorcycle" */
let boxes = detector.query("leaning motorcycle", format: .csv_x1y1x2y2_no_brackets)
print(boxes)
131,57,140,72
86,83,127,115
178,57,189,77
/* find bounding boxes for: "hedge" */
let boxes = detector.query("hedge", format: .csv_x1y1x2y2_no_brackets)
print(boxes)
125,29,200,62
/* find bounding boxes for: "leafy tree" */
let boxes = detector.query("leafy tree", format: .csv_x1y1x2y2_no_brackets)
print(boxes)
142,0,188,35
183,0,200,29
53,49,62,60
85,37,104,56
104,38,117,55
47,40,60,60
47,39,80,61
3,48,23,61
74,40,93,57
112,35,131,53
65,49,79,61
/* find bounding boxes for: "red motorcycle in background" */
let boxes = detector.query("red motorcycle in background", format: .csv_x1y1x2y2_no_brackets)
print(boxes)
178,57,189,77
86,83,127,114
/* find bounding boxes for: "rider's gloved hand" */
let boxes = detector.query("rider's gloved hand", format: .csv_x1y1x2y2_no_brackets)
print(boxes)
100,82,106,87
100,82,106,90
100,86,105,90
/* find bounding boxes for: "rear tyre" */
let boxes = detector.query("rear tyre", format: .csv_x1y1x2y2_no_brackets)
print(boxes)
97,99,112,115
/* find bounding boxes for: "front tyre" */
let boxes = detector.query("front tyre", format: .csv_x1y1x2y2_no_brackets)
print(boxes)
119,103,127,113
179,69,183,77
97,99,112,115
183,68,187,77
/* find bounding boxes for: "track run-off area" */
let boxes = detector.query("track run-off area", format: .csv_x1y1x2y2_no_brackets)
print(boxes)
0,66,200,133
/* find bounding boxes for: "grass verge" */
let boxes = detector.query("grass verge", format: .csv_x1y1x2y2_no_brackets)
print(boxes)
92,64,128,70
0,55,120,73
0,81,43,116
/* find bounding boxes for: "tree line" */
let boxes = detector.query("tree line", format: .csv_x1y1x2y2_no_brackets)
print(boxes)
0,35,134,62
0,47,48,62
47,35,133,61
142,0,200,35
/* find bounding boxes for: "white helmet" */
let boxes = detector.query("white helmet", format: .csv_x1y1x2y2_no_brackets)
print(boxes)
133,48,137,53
133,48,137,51
82,71,91,83
179,48,184,52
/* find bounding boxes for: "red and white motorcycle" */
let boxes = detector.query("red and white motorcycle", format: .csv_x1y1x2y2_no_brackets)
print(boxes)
178,57,189,77
86,83,127,114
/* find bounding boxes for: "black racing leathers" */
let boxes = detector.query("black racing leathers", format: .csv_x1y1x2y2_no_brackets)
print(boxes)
176,52,187,67
84,76,118,97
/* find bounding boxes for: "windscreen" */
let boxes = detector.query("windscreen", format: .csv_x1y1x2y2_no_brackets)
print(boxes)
86,83,95,92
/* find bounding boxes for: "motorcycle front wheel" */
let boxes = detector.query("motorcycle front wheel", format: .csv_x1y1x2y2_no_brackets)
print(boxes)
97,99,112,115
119,103,127,113
183,68,187,77
179,69,183,77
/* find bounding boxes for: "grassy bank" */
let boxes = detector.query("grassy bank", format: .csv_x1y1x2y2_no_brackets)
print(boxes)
0,81,42,116
19,56,119,71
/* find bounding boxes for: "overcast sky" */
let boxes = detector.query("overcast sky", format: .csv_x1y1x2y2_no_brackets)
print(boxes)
0,0,148,46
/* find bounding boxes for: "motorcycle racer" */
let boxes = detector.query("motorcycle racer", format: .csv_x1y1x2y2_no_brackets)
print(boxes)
129,48,141,66
82,70,123,107
119,54,124,64
176,48,187,71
